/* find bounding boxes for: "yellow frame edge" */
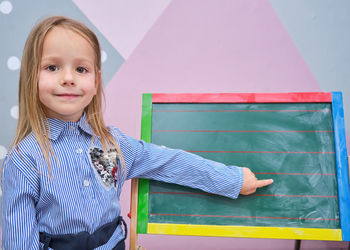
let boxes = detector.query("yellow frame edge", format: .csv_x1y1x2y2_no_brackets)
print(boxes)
147,223,342,241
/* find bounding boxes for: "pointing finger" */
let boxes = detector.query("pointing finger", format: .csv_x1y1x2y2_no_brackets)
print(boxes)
256,179,274,188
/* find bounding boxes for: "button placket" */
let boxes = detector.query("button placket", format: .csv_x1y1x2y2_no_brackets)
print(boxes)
83,180,90,187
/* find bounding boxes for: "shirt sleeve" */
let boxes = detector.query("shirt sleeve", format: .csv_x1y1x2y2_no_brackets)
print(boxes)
112,127,243,199
1,152,40,250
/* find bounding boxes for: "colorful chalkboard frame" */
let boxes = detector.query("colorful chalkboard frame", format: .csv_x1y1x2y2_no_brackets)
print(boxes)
134,92,349,241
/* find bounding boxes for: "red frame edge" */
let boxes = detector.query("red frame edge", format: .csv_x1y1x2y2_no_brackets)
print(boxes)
152,92,332,103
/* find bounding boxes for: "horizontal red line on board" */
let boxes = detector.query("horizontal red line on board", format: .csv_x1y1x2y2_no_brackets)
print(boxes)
152,93,332,103
252,194,337,198
153,109,329,113
255,172,335,176
150,192,336,198
149,213,339,221
188,150,335,154
153,130,333,133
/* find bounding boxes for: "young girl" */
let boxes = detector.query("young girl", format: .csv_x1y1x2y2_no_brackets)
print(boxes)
1,16,273,250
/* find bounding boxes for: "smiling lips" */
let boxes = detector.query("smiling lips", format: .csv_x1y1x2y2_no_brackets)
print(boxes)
56,93,81,99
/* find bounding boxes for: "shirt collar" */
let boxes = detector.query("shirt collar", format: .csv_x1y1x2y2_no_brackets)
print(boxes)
46,113,94,140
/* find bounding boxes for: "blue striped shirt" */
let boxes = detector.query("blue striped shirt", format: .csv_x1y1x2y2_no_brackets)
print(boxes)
1,114,243,249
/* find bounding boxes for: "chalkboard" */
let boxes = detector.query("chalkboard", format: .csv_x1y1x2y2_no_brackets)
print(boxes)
132,93,349,242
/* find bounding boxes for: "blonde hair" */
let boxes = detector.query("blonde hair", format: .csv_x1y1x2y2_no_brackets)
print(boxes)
13,16,124,175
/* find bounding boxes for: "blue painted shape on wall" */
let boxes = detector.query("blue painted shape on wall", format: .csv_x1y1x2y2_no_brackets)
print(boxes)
270,0,350,139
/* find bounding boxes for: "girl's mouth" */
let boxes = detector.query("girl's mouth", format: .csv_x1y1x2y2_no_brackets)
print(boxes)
56,93,80,99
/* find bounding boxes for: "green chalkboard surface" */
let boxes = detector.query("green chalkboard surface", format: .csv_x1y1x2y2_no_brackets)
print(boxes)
148,103,338,229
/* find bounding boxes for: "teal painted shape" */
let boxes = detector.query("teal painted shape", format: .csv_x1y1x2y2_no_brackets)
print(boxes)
269,0,350,91
269,0,350,137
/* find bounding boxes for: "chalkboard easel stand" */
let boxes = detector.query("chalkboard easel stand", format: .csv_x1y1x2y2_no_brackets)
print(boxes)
130,178,139,250
294,240,301,250
130,178,148,250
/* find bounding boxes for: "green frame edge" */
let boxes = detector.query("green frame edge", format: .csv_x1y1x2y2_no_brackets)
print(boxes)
137,93,152,234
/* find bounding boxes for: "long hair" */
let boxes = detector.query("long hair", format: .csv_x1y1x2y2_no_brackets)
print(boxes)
12,16,124,175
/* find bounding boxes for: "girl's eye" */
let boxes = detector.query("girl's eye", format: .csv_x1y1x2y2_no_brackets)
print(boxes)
76,66,88,74
46,65,58,71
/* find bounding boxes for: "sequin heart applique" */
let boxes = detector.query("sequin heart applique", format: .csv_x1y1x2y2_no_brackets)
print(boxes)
88,147,120,188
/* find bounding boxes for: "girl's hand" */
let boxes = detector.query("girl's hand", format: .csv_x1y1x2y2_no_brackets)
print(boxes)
240,167,273,195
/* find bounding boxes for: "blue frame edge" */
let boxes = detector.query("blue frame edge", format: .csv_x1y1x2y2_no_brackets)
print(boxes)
331,92,350,241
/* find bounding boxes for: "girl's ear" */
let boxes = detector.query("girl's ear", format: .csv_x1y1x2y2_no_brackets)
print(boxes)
95,70,102,93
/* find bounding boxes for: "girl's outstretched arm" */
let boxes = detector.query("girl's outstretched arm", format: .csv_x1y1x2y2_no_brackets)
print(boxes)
1,154,40,249
112,127,243,199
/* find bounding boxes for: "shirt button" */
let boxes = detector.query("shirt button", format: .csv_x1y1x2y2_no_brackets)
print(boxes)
69,125,74,131
83,180,90,187
76,148,83,154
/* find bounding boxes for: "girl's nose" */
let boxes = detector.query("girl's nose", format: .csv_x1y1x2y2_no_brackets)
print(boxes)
61,68,75,86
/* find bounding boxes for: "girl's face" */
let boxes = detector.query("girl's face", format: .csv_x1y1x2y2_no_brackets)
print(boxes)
38,26,98,122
